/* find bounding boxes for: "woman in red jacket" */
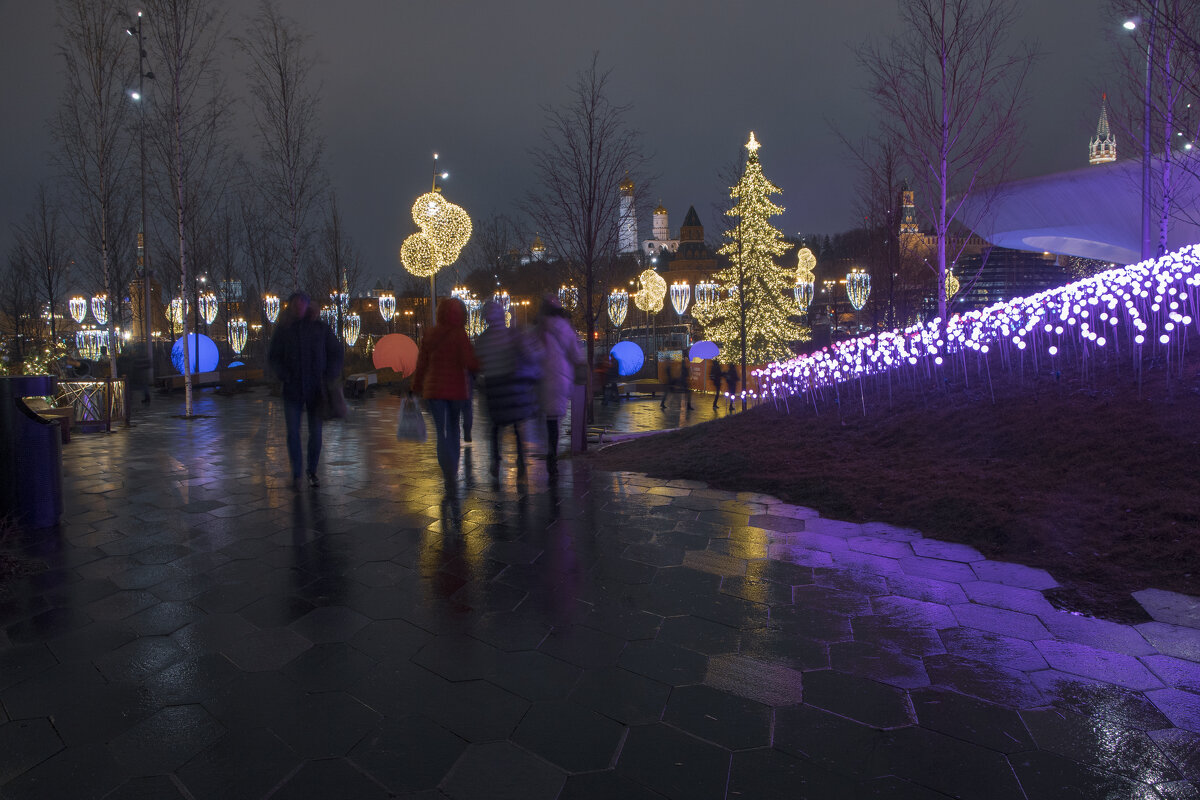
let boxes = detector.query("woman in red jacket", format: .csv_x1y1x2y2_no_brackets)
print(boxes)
412,297,479,487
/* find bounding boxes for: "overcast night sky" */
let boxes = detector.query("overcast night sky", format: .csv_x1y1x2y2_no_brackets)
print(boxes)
1,0,1114,289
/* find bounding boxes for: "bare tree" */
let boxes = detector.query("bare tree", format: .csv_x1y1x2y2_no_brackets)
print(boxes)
525,53,651,368
306,194,361,343
459,213,525,293
238,0,326,290
237,185,282,328
860,0,1035,321
13,187,73,343
145,0,228,416
52,0,136,381
0,245,42,363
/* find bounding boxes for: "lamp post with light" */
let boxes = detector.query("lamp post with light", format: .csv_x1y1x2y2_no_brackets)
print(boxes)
1125,6,1158,260
126,11,156,386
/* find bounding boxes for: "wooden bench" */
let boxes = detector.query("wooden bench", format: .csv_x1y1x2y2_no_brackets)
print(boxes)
160,368,263,392
24,397,72,443
614,379,666,398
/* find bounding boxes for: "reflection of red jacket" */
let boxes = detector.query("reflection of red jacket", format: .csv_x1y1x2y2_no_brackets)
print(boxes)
412,298,478,400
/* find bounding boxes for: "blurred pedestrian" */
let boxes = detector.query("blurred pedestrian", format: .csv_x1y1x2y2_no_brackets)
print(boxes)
412,297,479,489
534,296,583,478
268,291,343,490
474,300,537,479
724,362,740,412
710,360,724,410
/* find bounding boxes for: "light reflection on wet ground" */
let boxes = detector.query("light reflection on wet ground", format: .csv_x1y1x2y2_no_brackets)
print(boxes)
0,387,1196,799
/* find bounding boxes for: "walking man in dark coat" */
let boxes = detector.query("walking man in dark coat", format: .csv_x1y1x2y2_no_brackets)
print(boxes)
268,291,343,490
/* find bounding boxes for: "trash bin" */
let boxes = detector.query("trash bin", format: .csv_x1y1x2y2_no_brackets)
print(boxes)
0,375,64,528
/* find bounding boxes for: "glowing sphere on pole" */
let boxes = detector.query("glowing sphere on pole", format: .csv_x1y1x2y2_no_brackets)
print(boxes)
372,333,419,375
610,340,645,376
634,268,666,313
689,340,719,361
171,333,218,374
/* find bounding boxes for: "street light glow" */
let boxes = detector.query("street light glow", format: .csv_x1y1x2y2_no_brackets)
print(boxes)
130,91,141,101
1123,18,1137,30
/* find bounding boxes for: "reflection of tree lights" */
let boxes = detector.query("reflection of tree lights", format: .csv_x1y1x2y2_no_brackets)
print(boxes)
378,293,396,322
846,269,871,310
670,282,691,315
263,294,280,323
608,289,628,327
91,295,108,326
343,313,361,346
753,245,1200,407
69,296,88,323
228,318,248,353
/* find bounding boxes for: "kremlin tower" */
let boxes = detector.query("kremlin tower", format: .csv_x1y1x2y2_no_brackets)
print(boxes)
618,174,639,254
1089,94,1117,165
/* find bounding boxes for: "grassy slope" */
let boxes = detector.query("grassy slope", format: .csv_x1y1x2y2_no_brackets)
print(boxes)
591,357,1200,620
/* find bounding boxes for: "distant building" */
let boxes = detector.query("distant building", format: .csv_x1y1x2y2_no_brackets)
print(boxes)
366,279,396,299
641,201,680,259
618,175,639,254
955,246,1070,309
659,206,716,286
1089,94,1117,165
900,189,919,235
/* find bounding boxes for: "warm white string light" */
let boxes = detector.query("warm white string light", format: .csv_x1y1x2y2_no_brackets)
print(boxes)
91,295,108,326
608,289,628,327
342,313,361,347
199,292,219,325
228,318,248,354
263,294,280,323
670,281,691,316
378,293,396,322
69,296,88,324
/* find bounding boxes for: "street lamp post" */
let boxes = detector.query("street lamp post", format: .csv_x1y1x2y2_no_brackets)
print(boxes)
1126,6,1159,261
127,12,155,387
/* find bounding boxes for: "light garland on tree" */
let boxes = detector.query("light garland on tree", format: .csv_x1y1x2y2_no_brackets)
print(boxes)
693,281,718,323
263,294,280,323
946,269,961,300
670,282,691,316
701,132,806,364
846,269,871,310
795,248,817,313
608,289,628,327
69,296,88,324
342,313,361,347
228,318,248,354
76,329,108,360
199,292,219,325
91,296,108,326
634,268,666,313
378,293,396,322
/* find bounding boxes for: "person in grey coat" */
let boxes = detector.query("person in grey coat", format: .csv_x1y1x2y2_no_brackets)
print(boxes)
474,300,537,478
534,296,584,477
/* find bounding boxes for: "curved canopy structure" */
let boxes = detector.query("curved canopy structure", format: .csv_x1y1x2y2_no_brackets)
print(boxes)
958,158,1200,265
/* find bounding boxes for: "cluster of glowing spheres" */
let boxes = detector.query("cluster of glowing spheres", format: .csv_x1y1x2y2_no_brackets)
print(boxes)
846,269,871,310
227,318,248,354
752,244,1200,404
199,292,219,325
693,281,718,322
670,282,691,315
263,294,280,323
401,191,472,278
378,293,396,322
69,296,88,324
608,289,629,327
342,313,361,347
558,285,579,312
168,297,187,325
91,296,108,326
610,340,644,376
634,268,667,313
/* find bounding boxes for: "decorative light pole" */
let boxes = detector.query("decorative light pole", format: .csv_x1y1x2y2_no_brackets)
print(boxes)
69,296,88,324
400,152,472,324
558,285,578,312
795,247,816,313
846,268,871,310
342,313,361,347
670,281,690,317
378,292,396,324
263,294,280,324
91,295,109,326
608,289,628,328
227,318,248,354
126,10,155,385
693,280,718,323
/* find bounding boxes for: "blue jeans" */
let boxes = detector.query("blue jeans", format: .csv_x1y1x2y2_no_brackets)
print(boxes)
284,396,323,478
427,399,464,481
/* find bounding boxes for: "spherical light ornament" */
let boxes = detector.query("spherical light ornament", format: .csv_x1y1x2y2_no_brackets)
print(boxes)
199,292,218,325
797,247,817,276
69,296,88,324
411,191,472,267
342,313,361,347
670,282,691,315
228,360,245,368
91,296,108,326
170,333,218,374
263,294,280,323
846,269,871,310
634,268,666,313
608,289,628,327
378,293,396,322
372,333,419,375
688,340,719,361
227,318,248,354
610,340,645,377
401,232,440,278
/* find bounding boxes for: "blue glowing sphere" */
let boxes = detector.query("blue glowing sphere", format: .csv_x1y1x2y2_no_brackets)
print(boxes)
610,341,644,377
227,360,245,368
689,340,719,361
170,333,219,374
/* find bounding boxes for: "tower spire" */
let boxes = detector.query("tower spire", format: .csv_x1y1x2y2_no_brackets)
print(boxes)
1089,94,1117,165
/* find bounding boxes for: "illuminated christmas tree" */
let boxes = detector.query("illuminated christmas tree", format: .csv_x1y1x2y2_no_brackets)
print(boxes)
704,132,805,368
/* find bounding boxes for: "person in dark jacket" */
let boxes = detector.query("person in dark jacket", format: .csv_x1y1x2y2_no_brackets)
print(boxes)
474,300,537,479
724,362,740,412
268,291,343,490
710,360,724,410
412,297,479,488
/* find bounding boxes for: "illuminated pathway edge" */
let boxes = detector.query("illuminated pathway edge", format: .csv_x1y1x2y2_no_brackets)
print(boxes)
0,390,1196,798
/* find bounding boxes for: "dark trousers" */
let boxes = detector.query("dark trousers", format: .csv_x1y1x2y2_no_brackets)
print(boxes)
428,399,464,481
284,396,323,479
490,422,525,472
546,417,561,474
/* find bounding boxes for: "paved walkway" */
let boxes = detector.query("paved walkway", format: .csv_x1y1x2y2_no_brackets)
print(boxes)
0,388,1198,799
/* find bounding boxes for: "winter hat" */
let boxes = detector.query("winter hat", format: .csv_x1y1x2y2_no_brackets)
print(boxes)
482,299,506,326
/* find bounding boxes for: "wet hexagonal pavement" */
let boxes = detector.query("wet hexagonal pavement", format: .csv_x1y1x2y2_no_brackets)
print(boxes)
1,389,1197,799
